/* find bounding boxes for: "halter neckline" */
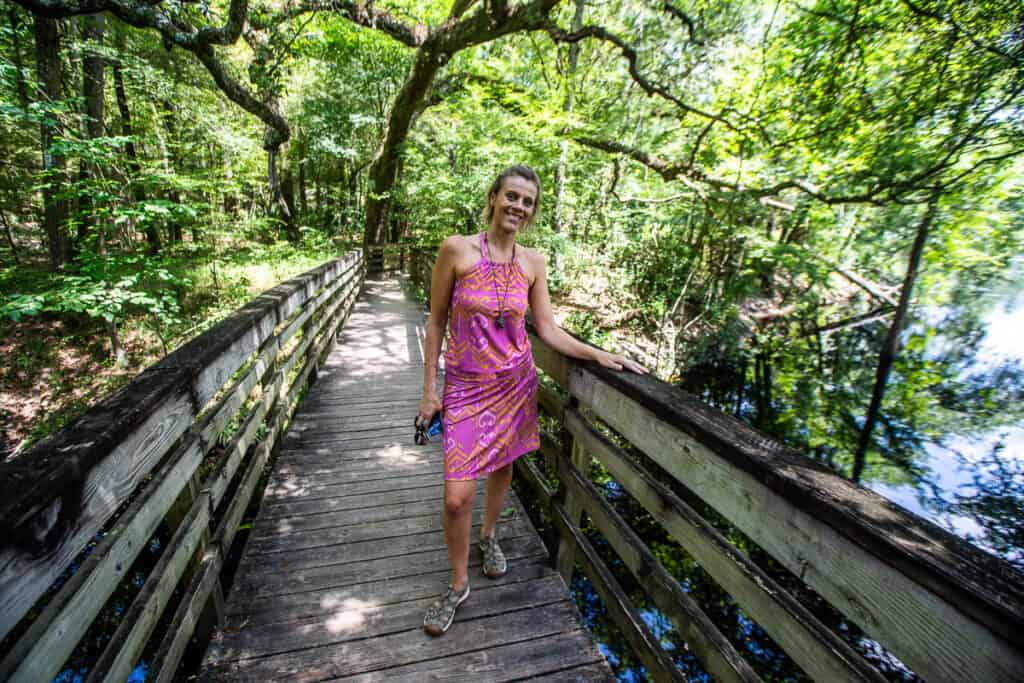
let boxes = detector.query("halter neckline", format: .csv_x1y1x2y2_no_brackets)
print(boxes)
480,232,516,266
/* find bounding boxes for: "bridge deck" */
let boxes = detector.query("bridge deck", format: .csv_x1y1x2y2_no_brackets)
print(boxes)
198,275,613,681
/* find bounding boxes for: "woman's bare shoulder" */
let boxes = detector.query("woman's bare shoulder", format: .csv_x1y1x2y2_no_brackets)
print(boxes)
441,233,483,276
439,233,473,253
517,244,546,283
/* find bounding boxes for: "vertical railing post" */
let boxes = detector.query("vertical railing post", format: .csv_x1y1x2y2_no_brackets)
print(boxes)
163,472,225,643
554,396,586,584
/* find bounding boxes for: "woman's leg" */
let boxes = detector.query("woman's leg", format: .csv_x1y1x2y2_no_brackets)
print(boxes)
443,479,477,589
482,462,513,539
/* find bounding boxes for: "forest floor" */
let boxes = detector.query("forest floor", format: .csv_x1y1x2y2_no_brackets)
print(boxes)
0,241,337,460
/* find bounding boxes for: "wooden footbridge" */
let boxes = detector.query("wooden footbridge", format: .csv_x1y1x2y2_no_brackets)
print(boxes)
1,248,1023,682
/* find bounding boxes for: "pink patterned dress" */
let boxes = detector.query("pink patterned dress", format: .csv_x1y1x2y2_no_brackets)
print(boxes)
442,233,540,480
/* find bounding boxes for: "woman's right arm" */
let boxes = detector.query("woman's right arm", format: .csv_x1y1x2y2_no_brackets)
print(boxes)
418,237,459,426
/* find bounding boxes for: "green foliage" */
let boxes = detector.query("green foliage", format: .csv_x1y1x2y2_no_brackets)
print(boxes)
1,1,1023,675
1,254,189,352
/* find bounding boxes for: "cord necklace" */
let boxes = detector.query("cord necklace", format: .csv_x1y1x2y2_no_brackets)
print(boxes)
485,234,515,329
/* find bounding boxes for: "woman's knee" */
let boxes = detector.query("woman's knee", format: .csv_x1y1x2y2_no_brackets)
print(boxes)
444,490,474,516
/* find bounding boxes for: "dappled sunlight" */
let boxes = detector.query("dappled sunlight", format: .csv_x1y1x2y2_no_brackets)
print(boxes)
321,598,382,635
268,518,294,535
266,478,309,499
369,443,431,467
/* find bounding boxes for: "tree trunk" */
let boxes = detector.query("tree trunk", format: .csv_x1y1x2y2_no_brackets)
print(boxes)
113,56,160,254
268,146,298,242
298,139,308,216
35,15,72,266
8,10,29,111
0,207,20,264
223,157,236,214
156,99,183,243
281,169,297,220
553,0,585,233
314,172,322,213
77,12,105,252
853,198,939,481
365,48,448,246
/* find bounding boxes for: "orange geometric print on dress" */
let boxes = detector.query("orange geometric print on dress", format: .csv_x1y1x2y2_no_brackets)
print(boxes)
442,232,540,480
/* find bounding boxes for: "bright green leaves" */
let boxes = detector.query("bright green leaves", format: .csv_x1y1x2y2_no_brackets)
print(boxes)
0,254,190,353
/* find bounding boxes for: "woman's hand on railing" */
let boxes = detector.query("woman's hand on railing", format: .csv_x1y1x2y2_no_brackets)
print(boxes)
594,349,649,375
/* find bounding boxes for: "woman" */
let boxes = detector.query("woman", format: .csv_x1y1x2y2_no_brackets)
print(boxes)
418,164,647,636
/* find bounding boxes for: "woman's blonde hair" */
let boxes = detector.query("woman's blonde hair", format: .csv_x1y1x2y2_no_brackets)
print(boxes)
481,165,542,229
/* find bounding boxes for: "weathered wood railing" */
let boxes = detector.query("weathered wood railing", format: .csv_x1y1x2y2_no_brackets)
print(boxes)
364,242,413,273
0,250,364,682
408,247,1024,682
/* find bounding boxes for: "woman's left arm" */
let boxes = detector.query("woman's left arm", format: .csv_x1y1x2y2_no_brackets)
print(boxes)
527,250,648,374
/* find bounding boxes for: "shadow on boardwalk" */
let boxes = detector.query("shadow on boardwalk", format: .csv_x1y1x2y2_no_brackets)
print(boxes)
198,275,613,681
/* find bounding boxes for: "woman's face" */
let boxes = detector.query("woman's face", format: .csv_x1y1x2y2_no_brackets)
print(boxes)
489,176,538,234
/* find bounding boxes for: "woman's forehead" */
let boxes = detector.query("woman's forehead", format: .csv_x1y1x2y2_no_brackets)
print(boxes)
498,176,538,197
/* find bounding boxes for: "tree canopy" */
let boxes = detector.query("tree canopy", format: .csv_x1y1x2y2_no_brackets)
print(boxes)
1,0,1022,554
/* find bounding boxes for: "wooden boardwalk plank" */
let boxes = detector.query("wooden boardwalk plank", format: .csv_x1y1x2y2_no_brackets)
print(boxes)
199,276,611,681
201,602,584,681
228,537,550,621
332,630,612,682
207,570,567,662
234,518,537,575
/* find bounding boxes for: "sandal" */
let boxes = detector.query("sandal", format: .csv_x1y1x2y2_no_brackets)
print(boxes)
423,583,470,636
479,534,507,578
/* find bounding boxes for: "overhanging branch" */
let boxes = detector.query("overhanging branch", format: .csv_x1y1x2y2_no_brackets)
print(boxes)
259,0,426,47
545,21,752,137
12,0,290,149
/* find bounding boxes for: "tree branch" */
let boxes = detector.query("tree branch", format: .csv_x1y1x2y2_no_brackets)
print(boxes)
12,0,290,149
15,0,247,48
261,0,427,47
899,0,1022,66
545,21,753,137
661,1,699,44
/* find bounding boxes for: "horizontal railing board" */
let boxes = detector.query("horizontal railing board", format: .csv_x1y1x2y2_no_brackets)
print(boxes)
86,491,212,683
0,252,360,645
0,439,203,683
151,301,278,411
563,409,885,683
560,454,762,683
548,491,687,683
566,361,1024,683
566,361,1024,637
0,367,195,642
151,551,221,683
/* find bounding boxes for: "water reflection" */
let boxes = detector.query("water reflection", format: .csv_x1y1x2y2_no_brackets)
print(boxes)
679,286,1024,569
871,292,1024,565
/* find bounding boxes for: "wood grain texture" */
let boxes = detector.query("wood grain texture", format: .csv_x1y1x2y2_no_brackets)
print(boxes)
333,629,611,682
87,492,212,683
200,601,582,681
0,441,202,683
228,536,548,622
565,360,1024,682
197,276,611,681
0,371,194,642
565,408,885,683
549,494,687,683
560,455,761,683
0,252,362,643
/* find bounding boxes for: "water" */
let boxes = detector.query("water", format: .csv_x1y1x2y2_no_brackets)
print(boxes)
557,279,1024,681
870,292,1024,564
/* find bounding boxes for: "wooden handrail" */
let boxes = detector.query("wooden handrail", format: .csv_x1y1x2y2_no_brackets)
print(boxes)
0,249,365,682
406,247,1024,682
